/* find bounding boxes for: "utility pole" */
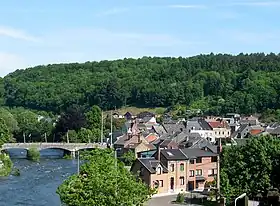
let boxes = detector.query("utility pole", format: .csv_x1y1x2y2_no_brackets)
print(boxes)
23,133,26,143
217,138,221,201
66,130,69,143
44,133,47,143
110,110,113,147
101,111,103,144
77,150,80,175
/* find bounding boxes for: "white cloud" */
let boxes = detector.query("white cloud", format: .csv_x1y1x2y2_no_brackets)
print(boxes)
0,26,40,42
96,8,129,16
0,52,27,77
168,4,206,9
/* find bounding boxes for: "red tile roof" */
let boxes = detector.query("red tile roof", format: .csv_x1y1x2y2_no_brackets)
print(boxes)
145,134,158,143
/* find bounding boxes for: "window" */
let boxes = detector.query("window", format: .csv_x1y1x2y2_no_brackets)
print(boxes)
180,176,185,185
211,156,217,162
157,167,162,175
189,170,195,177
180,163,184,171
196,169,202,176
159,180,164,187
154,180,159,188
190,159,195,164
196,157,202,164
170,164,175,172
208,169,216,176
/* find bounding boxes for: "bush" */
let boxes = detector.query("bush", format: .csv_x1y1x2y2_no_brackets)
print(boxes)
176,192,185,203
0,153,13,176
27,148,40,162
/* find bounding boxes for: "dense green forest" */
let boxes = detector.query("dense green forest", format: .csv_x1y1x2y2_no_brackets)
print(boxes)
1,53,280,143
3,53,280,115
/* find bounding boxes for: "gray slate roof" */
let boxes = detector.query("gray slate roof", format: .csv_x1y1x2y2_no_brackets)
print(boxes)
138,158,168,173
189,138,217,153
181,148,218,159
160,149,188,160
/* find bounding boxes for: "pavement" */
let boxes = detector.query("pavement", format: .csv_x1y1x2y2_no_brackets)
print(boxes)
146,192,205,206
146,194,178,206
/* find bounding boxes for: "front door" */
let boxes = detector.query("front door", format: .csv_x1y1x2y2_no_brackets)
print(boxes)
170,177,174,190
188,181,194,191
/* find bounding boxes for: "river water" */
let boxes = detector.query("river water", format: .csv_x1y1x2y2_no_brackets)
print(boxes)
0,149,78,206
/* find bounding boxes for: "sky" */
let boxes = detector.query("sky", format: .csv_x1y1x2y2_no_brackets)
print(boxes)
0,0,280,77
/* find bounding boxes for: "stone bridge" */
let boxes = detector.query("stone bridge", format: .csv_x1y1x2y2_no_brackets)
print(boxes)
1,143,107,157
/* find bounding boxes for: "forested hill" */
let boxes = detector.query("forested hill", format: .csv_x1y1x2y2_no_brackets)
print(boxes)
3,53,280,114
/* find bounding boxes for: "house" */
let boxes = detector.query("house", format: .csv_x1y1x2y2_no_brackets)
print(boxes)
186,118,215,142
249,125,264,136
240,115,260,126
269,127,280,137
112,112,124,119
131,147,218,194
151,125,167,137
131,158,169,194
124,112,133,120
162,120,186,134
230,124,250,139
137,111,155,119
206,119,231,139
114,121,155,157
152,139,179,149
181,148,217,190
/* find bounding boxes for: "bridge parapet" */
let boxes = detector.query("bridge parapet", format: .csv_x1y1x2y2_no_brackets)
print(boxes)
1,143,107,152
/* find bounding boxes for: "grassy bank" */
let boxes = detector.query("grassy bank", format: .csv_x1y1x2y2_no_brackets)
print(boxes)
106,106,166,116
0,153,13,176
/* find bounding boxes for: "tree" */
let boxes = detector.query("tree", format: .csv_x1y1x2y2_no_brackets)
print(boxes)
0,118,12,146
121,150,136,166
0,108,19,133
220,136,280,201
57,149,154,206
4,53,280,115
54,105,87,141
11,108,39,142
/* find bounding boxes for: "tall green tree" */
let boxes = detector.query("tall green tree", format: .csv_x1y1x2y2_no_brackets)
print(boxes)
221,136,280,201
0,118,12,146
57,149,154,206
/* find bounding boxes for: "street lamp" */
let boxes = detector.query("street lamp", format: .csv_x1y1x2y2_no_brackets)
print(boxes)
235,193,246,206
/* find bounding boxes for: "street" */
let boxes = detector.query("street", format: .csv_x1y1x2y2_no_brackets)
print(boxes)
146,195,178,206
146,192,205,206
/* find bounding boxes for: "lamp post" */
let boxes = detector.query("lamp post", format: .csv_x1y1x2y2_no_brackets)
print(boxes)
235,193,247,206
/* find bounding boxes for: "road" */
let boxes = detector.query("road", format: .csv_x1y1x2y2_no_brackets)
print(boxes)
146,192,205,206
146,195,178,206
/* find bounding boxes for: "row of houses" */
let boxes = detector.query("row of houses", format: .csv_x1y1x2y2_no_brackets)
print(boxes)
131,147,219,194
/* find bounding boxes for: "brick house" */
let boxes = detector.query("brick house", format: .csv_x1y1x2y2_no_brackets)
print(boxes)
131,148,218,194
114,120,155,157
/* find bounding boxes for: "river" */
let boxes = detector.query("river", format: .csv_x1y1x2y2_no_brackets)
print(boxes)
0,149,78,206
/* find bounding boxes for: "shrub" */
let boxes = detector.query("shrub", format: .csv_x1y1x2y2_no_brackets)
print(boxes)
176,192,185,203
27,148,40,162
0,153,13,176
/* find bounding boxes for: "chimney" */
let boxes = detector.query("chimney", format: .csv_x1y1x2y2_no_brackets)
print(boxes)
138,134,141,143
157,145,161,161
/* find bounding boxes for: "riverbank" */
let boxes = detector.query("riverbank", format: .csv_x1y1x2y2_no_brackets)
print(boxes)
0,153,13,176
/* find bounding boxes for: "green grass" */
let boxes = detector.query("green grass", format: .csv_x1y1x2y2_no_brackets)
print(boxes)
106,106,166,116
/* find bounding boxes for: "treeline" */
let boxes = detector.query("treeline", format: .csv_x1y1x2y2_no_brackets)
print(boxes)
0,105,124,144
2,53,280,116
